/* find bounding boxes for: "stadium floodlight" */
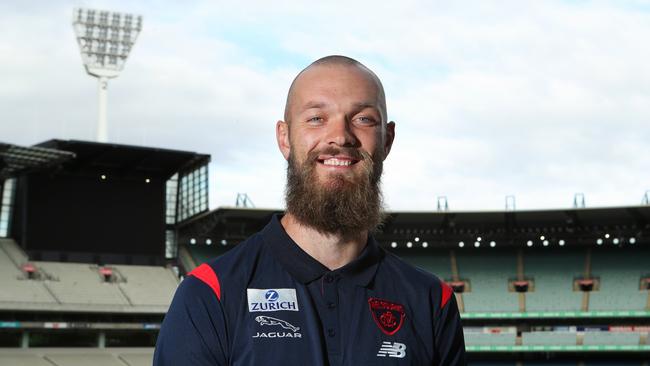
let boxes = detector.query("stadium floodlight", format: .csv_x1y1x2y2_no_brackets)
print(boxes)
72,8,143,142
489,241,496,247
422,242,428,248
391,242,397,248
526,240,533,247
458,241,465,248
612,238,619,245
559,239,565,246
596,238,603,245
406,241,413,248
629,237,636,244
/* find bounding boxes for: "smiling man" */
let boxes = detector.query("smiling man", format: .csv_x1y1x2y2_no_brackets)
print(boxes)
154,56,466,365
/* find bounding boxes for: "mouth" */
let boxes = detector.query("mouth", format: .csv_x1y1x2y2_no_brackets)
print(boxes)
316,156,360,167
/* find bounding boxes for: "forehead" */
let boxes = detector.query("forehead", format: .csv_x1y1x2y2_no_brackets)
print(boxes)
290,64,383,113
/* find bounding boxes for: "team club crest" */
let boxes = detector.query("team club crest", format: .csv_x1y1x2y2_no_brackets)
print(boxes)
368,298,405,336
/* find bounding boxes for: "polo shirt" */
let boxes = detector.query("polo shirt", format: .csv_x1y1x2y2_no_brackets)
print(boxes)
154,215,466,365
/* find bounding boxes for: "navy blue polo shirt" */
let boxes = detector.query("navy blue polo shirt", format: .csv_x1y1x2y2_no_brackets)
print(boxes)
154,215,466,365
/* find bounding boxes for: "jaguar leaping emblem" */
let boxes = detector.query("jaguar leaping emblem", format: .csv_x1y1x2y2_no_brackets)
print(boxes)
255,316,300,332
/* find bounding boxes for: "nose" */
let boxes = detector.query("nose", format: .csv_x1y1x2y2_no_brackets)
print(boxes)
326,116,358,147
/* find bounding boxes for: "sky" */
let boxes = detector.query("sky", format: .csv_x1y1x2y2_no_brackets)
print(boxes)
1,1,649,212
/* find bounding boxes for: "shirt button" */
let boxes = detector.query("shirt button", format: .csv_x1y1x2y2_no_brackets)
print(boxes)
327,328,336,337
324,275,334,283
327,302,336,309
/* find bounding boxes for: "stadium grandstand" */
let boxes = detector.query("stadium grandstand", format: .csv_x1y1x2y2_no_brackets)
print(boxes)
1,139,649,365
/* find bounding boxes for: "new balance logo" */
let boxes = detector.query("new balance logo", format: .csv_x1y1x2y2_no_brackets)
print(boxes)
376,341,407,358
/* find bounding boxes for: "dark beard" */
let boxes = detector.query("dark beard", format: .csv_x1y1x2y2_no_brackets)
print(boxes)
284,146,386,238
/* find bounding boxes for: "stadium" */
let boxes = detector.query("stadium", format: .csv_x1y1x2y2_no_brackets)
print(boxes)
2,3,650,366
0,139,648,365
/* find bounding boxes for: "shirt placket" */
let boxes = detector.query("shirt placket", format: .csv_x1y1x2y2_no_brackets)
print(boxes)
320,272,341,365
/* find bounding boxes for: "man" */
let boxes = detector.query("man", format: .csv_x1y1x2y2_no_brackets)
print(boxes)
154,55,466,365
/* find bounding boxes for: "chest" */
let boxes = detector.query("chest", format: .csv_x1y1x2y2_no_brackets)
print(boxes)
227,278,434,365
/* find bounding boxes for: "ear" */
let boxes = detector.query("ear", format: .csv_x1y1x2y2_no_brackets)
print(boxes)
382,121,396,159
276,120,291,160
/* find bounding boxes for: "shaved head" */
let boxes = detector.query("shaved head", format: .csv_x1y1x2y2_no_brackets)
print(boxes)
283,55,387,124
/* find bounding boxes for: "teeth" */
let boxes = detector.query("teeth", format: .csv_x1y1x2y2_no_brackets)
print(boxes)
323,158,352,166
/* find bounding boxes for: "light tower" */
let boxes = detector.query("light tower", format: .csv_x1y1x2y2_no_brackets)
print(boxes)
72,8,142,142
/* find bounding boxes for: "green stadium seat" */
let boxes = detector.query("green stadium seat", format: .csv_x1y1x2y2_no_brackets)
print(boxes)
524,251,584,312
522,331,576,346
464,332,516,346
457,253,519,312
589,249,649,311
582,331,641,346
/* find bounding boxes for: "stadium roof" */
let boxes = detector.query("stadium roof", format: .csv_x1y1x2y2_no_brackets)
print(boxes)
178,205,650,248
0,142,76,180
34,139,210,179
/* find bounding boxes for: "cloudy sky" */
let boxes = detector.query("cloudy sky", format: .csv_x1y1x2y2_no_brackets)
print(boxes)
1,1,649,212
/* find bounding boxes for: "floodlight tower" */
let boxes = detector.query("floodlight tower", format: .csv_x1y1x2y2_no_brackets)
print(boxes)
72,8,142,142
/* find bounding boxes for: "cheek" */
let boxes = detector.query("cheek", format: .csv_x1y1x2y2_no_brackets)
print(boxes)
290,131,322,155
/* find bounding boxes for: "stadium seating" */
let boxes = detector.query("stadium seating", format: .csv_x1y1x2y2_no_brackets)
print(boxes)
1,239,178,312
0,348,152,366
521,331,577,346
400,252,452,280
589,249,648,311
112,265,179,306
0,238,28,267
36,262,130,306
464,332,517,346
0,241,57,305
524,250,584,311
457,252,519,312
0,354,54,366
582,331,641,346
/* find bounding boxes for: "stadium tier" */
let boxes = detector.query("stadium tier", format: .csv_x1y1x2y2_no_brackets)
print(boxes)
590,249,648,311
524,250,584,312
457,252,519,313
0,348,152,366
0,239,178,313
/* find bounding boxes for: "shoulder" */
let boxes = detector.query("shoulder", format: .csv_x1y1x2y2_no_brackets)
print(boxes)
187,232,267,303
379,250,454,310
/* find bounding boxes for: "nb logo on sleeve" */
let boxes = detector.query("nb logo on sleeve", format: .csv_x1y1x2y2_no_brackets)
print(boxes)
376,341,407,358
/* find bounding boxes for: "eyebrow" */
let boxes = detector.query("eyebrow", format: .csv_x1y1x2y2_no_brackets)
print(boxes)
301,101,379,110
352,102,380,111
301,101,328,110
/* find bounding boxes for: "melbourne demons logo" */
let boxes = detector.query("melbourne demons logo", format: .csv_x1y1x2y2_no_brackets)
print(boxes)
368,298,405,336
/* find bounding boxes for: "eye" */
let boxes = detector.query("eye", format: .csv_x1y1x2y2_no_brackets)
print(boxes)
355,116,378,125
307,116,324,124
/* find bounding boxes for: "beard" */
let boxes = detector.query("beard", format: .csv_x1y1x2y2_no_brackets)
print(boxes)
284,145,386,238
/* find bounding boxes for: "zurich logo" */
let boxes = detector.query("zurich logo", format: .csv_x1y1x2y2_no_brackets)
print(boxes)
265,290,279,302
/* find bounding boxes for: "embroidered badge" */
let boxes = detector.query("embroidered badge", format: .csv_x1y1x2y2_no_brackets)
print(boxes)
368,297,405,336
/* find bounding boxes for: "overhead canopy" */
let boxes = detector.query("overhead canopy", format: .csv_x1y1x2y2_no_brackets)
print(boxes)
34,139,210,179
0,142,76,180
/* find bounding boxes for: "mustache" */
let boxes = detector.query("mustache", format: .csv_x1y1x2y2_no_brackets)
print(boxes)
306,146,366,163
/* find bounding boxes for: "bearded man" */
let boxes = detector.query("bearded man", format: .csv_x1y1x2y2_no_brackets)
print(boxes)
154,56,466,365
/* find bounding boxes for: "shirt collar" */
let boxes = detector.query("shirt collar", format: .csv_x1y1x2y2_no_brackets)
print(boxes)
262,214,383,287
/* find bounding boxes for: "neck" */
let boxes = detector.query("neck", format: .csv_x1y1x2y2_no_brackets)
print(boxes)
281,213,368,270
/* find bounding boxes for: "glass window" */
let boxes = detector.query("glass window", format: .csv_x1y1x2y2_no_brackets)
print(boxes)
0,179,16,238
